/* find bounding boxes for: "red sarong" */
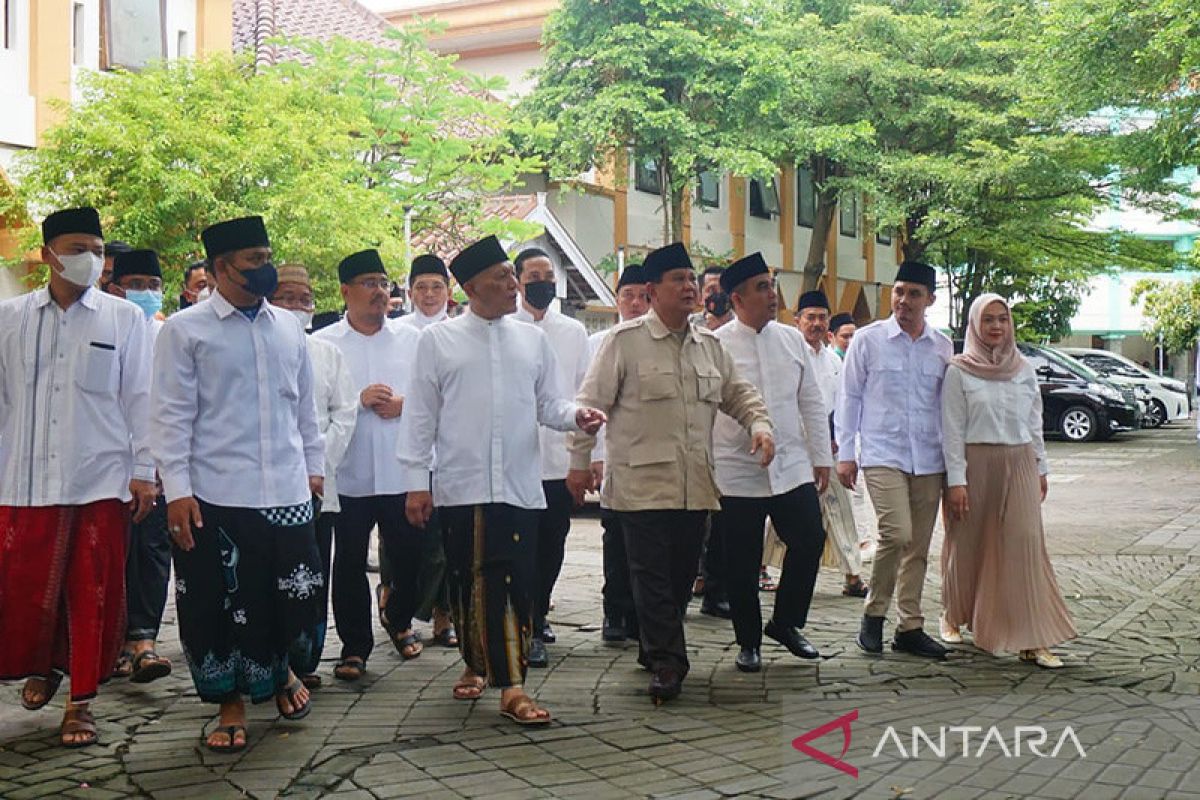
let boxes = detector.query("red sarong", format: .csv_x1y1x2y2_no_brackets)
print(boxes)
0,500,128,702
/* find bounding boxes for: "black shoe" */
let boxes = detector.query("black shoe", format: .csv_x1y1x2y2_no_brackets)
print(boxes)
649,669,682,703
764,620,820,660
892,628,948,659
735,647,762,673
541,622,556,644
856,615,885,655
527,638,548,668
602,617,626,643
700,599,732,619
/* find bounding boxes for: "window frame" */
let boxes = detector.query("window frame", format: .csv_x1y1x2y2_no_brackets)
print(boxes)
796,167,816,228
749,177,781,220
634,157,662,196
695,169,720,209
839,193,859,237
102,0,167,71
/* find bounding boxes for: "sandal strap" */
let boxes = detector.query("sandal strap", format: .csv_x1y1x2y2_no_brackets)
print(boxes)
132,650,163,669
502,695,544,720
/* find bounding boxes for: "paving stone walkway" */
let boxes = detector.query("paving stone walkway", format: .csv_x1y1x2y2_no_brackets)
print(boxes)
2,425,1198,798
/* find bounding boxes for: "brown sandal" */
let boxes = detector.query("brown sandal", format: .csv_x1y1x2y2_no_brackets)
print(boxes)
112,650,134,679
333,657,366,682
500,694,552,726
452,675,486,700
60,707,98,748
21,671,65,711
130,650,172,684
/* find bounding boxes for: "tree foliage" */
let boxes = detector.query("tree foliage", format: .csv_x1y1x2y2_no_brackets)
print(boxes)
1132,277,1200,354
2,27,540,308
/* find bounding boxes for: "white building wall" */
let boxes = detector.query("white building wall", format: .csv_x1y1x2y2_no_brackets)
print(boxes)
0,0,35,150
546,189,614,268
455,49,542,98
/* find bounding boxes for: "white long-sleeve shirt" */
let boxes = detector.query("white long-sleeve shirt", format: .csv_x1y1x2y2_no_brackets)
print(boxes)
397,306,447,330
940,363,1049,487
152,291,324,507
808,339,841,415
835,316,953,476
398,310,579,510
0,287,153,506
514,306,590,480
714,320,833,497
307,335,357,513
315,318,422,497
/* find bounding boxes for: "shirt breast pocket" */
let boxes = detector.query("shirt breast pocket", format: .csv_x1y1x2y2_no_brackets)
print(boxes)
916,359,946,407
77,342,118,394
638,364,678,401
695,365,722,404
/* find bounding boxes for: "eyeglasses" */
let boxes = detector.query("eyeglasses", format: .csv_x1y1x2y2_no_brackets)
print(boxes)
273,292,314,310
352,278,391,291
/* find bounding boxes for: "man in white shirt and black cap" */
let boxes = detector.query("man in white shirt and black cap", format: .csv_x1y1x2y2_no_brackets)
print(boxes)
400,253,451,330
316,249,428,679
400,235,605,726
589,263,650,643
0,207,156,748
836,259,952,660
713,254,833,673
512,246,591,667
153,215,326,752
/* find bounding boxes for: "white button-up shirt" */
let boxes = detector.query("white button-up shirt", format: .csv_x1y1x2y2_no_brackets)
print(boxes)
808,340,842,414
314,318,422,497
152,291,324,507
941,363,1048,487
307,335,357,513
714,320,833,497
835,316,953,476
399,310,579,509
514,306,590,480
0,287,153,506
397,306,447,330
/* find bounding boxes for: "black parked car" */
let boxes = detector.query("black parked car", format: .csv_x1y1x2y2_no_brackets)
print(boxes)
1017,343,1141,442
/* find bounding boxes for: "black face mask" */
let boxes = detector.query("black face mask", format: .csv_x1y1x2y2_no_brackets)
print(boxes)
524,281,556,311
178,294,192,310
387,308,405,319
706,291,731,318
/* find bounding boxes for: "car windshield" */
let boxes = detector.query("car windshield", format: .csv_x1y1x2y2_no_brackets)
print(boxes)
1043,348,1103,381
1098,354,1157,379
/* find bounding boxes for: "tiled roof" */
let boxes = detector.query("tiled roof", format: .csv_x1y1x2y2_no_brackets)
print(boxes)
409,194,539,261
233,0,396,66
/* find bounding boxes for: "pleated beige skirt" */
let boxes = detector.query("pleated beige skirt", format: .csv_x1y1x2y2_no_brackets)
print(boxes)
941,443,1076,654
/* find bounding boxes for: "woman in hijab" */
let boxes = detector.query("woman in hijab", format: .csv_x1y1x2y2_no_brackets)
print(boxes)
939,294,1075,668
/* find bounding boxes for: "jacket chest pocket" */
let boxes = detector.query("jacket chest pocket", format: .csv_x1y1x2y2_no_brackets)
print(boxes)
638,364,678,401
77,341,118,394
695,365,722,403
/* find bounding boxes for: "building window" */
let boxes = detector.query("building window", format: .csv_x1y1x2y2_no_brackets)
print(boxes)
72,3,85,65
839,194,858,237
176,29,189,57
797,167,816,227
634,157,661,195
696,170,720,208
749,177,781,219
875,227,892,246
104,0,165,70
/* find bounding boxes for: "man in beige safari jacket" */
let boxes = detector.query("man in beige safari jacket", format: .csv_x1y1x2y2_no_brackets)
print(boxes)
567,242,774,704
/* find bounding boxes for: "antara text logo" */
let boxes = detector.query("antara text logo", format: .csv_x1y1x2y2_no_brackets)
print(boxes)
791,709,1087,778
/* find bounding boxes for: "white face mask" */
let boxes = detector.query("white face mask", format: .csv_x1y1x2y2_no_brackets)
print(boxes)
51,249,104,289
196,287,212,302
290,309,313,330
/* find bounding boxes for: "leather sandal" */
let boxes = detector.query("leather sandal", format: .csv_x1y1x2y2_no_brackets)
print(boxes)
842,578,869,598
432,626,458,648
333,657,366,682
21,671,64,711
500,694,552,726
391,631,422,660
112,650,134,679
60,707,98,749
452,675,486,700
130,649,172,684
275,677,311,720
205,724,247,754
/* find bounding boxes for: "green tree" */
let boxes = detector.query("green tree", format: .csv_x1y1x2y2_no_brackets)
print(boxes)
1132,277,1200,354
518,0,778,245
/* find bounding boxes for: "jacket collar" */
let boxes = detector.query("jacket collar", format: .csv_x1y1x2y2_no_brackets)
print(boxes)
645,308,704,342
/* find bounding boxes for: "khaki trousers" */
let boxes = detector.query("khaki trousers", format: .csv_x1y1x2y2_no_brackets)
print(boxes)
862,467,944,632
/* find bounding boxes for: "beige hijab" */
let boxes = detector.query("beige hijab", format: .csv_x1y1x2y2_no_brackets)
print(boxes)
951,293,1026,381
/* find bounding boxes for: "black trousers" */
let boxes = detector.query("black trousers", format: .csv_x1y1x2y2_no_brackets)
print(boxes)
334,494,429,661
125,495,171,641
700,512,727,601
601,509,635,624
442,503,538,688
718,484,825,649
619,510,708,677
532,480,573,631
291,509,335,675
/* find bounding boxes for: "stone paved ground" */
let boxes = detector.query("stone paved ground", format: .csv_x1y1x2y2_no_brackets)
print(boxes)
2,423,1199,799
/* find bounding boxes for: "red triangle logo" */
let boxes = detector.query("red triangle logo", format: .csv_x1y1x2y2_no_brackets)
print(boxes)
791,709,859,778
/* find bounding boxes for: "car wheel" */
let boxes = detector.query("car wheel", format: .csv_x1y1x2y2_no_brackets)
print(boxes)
1060,406,1098,442
1144,399,1167,429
